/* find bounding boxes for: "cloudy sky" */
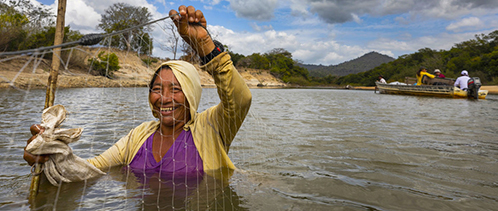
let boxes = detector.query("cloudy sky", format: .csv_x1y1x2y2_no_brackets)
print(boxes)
32,0,498,65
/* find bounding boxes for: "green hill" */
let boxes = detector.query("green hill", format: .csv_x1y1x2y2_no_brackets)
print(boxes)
301,52,395,77
335,30,498,86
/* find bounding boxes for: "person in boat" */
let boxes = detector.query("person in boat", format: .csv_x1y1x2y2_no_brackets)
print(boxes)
416,66,435,85
377,75,387,84
434,69,445,78
23,5,252,182
454,70,471,90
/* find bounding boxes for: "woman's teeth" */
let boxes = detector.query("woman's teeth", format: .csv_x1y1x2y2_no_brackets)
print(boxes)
160,107,173,111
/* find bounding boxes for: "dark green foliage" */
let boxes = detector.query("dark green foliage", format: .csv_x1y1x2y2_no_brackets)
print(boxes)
0,0,81,54
20,26,82,51
228,50,245,66
0,0,54,51
88,51,121,78
233,48,310,85
332,30,498,86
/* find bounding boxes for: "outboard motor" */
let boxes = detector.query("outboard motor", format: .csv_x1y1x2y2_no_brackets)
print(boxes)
467,77,481,99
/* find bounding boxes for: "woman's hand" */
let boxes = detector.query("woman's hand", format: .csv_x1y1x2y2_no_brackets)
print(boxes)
169,5,215,57
23,124,49,166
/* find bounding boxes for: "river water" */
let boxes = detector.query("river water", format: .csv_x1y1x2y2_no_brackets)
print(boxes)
0,87,497,210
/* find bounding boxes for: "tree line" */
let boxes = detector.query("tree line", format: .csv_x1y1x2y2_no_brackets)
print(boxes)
2,0,497,86
228,30,498,86
333,31,498,86
229,48,310,85
1,1,152,54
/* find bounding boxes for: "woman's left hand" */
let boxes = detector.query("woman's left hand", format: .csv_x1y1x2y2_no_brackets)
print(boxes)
23,124,49,166
169,5,215,57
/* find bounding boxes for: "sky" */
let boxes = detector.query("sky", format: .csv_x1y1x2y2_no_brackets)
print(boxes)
30,0,498,65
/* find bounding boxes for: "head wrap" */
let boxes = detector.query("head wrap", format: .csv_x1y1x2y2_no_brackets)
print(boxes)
149,61,202,122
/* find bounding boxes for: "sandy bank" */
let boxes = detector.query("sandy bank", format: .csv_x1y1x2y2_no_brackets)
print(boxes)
0,51,287,89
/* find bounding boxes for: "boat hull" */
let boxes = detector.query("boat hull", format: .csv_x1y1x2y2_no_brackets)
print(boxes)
376,83,488,99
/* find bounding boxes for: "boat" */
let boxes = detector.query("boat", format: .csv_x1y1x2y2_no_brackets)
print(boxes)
375,76,488,99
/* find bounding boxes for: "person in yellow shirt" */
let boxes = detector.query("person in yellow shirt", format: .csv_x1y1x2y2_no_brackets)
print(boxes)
416,66,435,85
23,5,252,182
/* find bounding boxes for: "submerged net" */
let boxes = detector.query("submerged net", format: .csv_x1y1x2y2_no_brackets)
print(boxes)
0,10,260,211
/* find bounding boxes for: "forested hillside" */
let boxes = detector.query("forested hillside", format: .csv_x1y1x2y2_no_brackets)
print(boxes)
335,30,498,86
302,52,395,77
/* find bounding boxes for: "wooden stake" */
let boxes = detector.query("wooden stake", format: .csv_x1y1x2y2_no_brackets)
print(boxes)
30,0,66,202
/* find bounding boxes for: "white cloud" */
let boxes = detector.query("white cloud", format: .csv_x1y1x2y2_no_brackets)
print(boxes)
228,0,278,21
26,0,498,65
209,0,223,5
64,0,101,33
446,17,484,32
351,13,362,24
367,38,412,51
249,22,261,31
208,25,375,65
249,22,273,31
287,0,309,16
296,0,498,24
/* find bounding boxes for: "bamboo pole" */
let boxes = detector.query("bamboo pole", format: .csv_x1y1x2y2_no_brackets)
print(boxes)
30,0,66,202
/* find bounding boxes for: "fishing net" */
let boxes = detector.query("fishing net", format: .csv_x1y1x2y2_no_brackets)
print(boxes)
0,8,265,211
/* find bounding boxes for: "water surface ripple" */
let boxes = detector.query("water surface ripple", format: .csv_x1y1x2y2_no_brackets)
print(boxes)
1,88,497,210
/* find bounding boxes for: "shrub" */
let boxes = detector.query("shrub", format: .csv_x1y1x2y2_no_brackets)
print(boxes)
88,51,121,78
141,57,158,66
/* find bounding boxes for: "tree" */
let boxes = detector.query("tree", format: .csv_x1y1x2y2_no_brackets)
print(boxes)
4,0,54,33
0,0,54,51
97,3,153,55
21,26,82,51
0,2,28,51
160,22,180,59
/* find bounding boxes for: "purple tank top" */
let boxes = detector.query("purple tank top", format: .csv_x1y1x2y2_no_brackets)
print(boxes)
128,130,204,181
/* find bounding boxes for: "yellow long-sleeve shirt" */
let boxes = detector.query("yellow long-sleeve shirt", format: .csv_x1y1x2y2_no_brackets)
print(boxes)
416,72,435,85
87,52,252,178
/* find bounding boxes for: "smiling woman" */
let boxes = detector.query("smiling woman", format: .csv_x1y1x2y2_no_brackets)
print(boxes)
149,66,191,133
22,3,252,198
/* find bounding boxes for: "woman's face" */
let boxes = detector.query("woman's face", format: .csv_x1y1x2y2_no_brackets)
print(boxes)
149,68,190,127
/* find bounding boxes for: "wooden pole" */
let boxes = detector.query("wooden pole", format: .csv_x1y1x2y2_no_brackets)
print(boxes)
44,0,66,109
30,0,66,202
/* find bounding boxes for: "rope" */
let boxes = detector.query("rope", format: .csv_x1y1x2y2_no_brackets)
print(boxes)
0,13,179,56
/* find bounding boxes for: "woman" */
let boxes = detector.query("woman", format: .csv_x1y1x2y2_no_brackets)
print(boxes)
416,66,435,85
24,5,252,181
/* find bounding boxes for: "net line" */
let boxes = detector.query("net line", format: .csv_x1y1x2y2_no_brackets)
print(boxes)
0,7,250,210
0,13,179,57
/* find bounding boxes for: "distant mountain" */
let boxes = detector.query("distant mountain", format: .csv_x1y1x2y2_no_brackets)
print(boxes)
301,52,395,77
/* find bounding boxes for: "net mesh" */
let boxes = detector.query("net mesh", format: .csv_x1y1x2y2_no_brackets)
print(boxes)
0,13,257,210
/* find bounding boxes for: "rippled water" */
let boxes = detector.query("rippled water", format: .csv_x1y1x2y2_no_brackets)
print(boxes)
1,88,497,210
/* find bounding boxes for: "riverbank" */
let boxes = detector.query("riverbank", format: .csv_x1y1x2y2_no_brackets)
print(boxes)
0,48,287,89
0,67,287,89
